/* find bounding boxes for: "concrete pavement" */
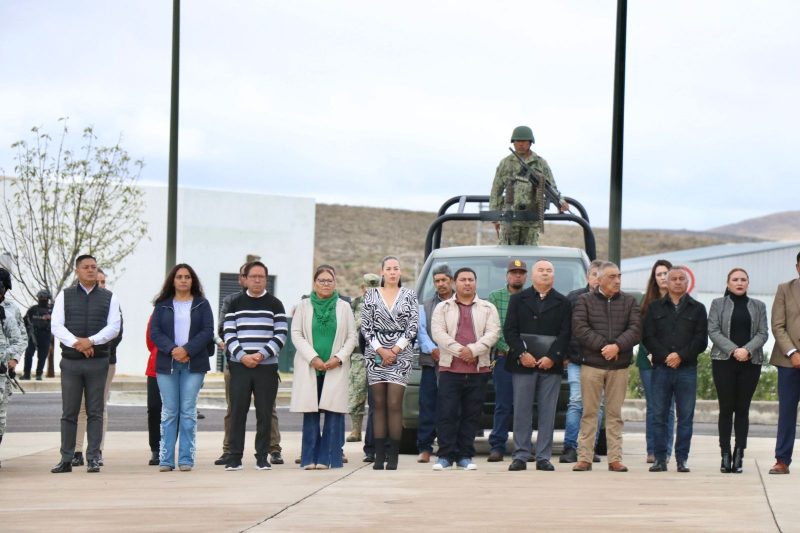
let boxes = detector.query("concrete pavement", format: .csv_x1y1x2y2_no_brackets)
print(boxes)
0,430,797,532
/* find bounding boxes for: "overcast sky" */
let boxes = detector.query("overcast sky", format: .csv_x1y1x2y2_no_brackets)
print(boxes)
1,1,797,230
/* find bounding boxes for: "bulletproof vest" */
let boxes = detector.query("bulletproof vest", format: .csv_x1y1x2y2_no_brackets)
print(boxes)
507,162,545,229
60,285,113,359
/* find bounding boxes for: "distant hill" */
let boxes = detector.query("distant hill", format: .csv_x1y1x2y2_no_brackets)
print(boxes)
314,204,757,296
710,211,800,241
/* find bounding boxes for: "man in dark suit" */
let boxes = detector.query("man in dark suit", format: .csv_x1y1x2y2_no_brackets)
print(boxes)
504,260,572,472
769,251,800,475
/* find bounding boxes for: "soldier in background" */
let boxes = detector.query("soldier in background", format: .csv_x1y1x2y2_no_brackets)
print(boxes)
489,125,568,246
22,290,53,381
0,269,26,352
0,268,28,467
346,274,380,443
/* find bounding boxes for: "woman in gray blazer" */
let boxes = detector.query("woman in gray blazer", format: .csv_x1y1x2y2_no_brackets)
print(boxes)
708,268,768,474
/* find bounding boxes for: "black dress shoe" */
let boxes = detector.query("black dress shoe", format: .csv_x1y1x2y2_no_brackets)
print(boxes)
536,459,555,471
214,453,230,466
559,448,577,463
270,452,284,465
676,460,690,473
51,461,72,473
71,452,84,467
649,460,667,472
87,459,101,473
508,459,527,471
149,451,160,466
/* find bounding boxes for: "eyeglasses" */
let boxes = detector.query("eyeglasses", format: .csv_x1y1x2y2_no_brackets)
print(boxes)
316,279,335,285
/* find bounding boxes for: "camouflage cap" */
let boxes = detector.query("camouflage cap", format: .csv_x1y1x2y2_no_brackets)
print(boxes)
363,273,381,287
507,259,527,272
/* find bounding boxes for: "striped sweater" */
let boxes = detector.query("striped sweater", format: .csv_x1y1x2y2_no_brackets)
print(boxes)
223,291,287,364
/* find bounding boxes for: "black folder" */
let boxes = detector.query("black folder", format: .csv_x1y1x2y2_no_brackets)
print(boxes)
520,333,557,357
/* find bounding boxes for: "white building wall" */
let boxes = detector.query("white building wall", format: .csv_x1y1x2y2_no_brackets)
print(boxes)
58,184,315,376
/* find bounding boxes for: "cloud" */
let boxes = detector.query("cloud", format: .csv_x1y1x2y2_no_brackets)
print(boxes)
1,0,797,231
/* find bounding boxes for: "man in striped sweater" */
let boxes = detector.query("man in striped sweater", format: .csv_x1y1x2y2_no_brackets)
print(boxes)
223,261,287,471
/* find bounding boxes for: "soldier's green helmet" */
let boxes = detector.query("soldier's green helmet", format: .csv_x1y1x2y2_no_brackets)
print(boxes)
510,125,535,143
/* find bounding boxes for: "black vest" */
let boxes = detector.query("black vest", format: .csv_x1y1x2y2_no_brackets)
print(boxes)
60,284,113,359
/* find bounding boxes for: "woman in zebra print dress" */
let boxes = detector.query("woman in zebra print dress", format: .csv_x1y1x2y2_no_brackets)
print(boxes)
361,256,418,470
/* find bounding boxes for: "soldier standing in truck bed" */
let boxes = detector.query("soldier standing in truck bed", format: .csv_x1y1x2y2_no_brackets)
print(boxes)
490,125,568,245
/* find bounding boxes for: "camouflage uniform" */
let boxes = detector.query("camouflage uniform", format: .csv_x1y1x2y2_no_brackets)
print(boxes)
1,300,28,438
348,294,367,418
489,150,560,245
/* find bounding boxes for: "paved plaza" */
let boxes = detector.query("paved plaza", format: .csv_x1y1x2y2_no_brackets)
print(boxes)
1,428,797,532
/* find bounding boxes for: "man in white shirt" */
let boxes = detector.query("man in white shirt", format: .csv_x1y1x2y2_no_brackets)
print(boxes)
50,254,121,473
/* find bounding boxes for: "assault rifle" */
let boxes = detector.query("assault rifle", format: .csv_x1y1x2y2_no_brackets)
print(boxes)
0,362,25,395
508,148,564,212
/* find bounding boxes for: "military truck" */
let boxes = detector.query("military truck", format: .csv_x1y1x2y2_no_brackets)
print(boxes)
399,195,597,453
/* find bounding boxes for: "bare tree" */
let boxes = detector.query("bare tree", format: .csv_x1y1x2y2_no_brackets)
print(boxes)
0,119,148,300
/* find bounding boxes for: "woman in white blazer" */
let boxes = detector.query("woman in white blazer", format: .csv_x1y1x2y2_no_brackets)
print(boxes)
290,265,357,469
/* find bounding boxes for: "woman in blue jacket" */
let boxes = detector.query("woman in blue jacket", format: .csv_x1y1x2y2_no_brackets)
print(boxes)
150,263,214,472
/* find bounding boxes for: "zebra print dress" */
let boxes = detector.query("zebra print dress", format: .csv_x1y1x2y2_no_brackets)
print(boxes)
360,287,419,386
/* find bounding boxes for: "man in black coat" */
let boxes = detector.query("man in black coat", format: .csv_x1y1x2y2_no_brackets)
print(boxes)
644,266,708,473
504,260,571,471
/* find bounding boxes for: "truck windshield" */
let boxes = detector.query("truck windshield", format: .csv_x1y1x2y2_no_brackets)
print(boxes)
417,257,587,302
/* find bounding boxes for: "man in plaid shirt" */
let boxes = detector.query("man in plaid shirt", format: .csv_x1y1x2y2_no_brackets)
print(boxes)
486,259,528,462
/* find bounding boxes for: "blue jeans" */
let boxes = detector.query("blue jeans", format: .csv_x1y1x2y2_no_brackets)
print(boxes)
488,356,514,454
652,365,696,463
640,366,675,458
775,366,800,465
301,375,345,468
157,362,205,467
417,365,438,453
564,363,605,450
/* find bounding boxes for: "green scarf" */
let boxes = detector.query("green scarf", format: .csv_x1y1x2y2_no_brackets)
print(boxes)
310,291,338,375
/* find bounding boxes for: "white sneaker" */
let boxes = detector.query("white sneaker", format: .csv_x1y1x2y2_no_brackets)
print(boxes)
432,458,452,471
457,458,477,470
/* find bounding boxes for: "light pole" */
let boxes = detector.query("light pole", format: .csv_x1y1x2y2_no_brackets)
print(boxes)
608,0,627,265
166,0,180,272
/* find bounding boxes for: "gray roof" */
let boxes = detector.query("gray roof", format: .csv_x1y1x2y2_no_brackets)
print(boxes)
621,241,800,273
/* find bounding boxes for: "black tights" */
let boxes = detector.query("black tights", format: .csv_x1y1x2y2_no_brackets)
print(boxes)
712,358,761,450
370,382,405,441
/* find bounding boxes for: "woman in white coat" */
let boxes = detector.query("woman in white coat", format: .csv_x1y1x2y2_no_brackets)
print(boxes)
290,265,357,469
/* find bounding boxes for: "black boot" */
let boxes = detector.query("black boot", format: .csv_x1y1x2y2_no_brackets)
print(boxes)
733,447,744,474
720,449,732,473
149,450,159,466
373,438,386,470
386,440,400,470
